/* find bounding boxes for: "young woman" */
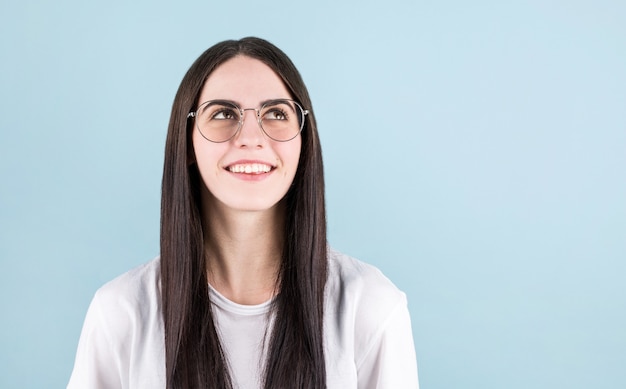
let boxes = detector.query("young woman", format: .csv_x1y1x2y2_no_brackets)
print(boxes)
68,37,418,389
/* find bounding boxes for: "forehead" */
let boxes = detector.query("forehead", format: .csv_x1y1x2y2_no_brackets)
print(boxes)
198,55,292,105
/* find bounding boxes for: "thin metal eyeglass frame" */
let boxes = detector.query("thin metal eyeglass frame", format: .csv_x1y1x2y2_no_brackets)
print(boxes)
187,99,309,143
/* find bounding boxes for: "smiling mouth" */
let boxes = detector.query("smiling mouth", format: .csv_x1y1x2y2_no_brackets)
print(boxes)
226,163,274,174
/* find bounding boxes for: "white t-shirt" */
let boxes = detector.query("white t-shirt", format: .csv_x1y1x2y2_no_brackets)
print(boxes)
67,249,419,388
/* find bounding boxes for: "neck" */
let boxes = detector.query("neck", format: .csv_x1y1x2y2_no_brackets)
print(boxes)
202,197,284,305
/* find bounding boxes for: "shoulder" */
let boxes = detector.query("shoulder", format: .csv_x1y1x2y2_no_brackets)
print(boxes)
326,248,407,309
324,249,418,386
89,257,162,339
325,247,408,342
94,257,161,309
68,258,165,388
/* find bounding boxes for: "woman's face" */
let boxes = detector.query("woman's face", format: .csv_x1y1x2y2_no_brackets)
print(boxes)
192,56,302,214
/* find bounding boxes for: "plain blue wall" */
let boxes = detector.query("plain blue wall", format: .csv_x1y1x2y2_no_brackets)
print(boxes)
1,0,624,388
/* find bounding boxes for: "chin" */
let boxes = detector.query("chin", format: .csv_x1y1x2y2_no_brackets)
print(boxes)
222,197,285,213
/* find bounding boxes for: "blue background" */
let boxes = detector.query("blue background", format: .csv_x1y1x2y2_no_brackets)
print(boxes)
1,0,624,388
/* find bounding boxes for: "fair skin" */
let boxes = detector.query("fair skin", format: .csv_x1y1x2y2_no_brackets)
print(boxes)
192,55,302,305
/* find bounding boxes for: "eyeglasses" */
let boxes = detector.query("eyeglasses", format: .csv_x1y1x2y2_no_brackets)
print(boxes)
187,99,308,143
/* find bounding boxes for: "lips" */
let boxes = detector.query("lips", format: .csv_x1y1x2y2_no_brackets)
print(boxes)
226,162,274,174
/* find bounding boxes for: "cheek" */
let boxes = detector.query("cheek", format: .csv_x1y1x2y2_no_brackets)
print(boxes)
281,140,302,175
192,131,224,175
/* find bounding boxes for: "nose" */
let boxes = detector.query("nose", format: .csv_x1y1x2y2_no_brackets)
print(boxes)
234,108,265,147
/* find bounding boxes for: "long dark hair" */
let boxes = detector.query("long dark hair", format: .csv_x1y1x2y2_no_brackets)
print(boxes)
160,37,327,388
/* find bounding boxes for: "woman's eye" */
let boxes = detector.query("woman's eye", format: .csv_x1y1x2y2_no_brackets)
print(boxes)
264,109,287,120
212,109,238,120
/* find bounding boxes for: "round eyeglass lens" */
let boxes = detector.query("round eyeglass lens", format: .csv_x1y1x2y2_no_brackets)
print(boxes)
258,100,305,142
195,101,242,143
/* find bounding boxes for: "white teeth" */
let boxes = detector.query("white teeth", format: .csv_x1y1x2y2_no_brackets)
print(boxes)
228,163,272,174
